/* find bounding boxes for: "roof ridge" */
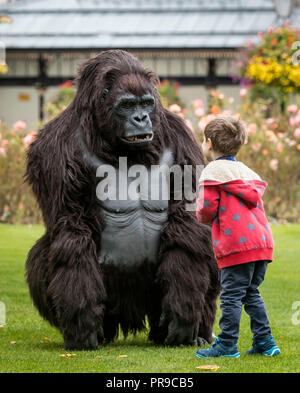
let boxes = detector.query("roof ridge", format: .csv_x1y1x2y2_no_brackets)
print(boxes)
0,0,276,13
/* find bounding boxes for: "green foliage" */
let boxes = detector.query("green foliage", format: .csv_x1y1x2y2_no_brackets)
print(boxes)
45,81,75,120
157,79,184,108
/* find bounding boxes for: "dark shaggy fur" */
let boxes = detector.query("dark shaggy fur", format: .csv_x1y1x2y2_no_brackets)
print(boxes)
26,49,220,349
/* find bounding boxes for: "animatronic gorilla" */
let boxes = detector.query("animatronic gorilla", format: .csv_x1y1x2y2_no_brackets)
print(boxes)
26,50,220,350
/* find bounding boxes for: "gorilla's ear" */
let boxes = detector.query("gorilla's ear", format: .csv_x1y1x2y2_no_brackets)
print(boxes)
100,88,109,103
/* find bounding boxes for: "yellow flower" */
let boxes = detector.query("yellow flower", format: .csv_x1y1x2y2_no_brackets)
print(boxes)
0,15,12,23
245,57,300,90
0,64,8,74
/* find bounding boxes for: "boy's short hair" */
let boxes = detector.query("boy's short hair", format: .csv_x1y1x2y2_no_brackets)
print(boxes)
204,116,247,156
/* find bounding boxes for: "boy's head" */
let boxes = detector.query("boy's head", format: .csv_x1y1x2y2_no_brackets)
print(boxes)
202,116,247,161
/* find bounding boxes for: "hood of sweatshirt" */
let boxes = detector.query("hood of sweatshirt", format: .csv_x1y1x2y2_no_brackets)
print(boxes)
198,159,267,208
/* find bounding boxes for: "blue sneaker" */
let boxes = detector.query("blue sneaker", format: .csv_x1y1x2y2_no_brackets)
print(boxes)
246,335,280,356
195,337,240,358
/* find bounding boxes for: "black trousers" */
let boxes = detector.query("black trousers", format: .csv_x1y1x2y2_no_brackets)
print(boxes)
218,260,272,346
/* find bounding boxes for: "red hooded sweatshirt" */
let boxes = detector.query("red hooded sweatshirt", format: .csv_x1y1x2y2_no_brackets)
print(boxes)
196,159,274,269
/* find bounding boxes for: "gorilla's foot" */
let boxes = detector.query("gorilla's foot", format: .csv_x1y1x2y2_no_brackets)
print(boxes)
159,309,199,346
64,332,99,351
197,337,209,347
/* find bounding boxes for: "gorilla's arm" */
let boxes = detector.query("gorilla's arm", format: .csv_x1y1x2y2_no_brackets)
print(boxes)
157,110,218,345
26,122,106,349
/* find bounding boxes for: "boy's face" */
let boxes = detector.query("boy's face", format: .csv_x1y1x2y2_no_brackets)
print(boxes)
201,135,214,161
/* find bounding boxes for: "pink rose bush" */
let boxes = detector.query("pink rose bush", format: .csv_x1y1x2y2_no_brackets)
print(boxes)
169,88,300,222
1,82,300,223
13,120,27,131
0,121,41,223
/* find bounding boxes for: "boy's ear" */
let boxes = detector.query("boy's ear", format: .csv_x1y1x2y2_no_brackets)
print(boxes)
207,137,213,150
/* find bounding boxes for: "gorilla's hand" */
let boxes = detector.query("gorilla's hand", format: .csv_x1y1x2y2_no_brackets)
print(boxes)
159,307,199,346
64,331,99,351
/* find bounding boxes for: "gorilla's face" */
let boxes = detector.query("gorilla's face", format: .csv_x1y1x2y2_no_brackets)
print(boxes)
114,93,155,148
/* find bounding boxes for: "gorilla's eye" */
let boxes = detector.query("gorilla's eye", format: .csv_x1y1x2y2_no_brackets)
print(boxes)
121,101,136,109
141,100,153,107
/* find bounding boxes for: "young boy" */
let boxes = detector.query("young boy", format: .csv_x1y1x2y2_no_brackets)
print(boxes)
195,116,280,358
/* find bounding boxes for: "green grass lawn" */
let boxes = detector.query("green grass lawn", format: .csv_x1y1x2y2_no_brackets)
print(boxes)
0,224,300,373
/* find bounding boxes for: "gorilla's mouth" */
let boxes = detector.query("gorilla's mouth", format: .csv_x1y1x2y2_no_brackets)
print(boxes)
121,132,153,145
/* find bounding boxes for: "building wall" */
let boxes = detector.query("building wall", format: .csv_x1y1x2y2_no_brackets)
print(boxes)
0,87,39,128
0,86,59,129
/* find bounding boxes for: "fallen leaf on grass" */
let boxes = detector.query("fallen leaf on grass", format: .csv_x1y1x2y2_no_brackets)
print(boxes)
10,341,16,345
196,365,219,372
0,325,4,328
44,337,51,342
95,356,102,359
117,355,128,358
60,353,76,358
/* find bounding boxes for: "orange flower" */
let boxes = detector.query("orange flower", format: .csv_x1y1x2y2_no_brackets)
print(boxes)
169,104,181,113
265,129,277,142
262,149,268,155
247,123,257,135
288,36,295,46
193,98,203,109
265,130,275,138
210,105,220,114
297,144,300,150
270,39,277,45
252,143,262,152
59,80,73,89
276,144,283,153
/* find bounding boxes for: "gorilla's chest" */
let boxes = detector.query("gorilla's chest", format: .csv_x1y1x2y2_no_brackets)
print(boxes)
97,151,173,266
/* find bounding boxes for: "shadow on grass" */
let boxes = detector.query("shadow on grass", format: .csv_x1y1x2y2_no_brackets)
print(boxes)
24,334,198,353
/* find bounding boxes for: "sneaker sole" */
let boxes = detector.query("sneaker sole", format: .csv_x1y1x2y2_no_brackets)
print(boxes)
262,347,281,357
195,352,240,359
223,353,240,358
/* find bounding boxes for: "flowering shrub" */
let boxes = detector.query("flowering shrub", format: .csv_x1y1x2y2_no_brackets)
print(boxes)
2,79,299,222
233,25,300,111
244,26,300,93
0,63,8,74
0,121,41,224
189,88,300,222
157,79,184,108
45,80,75,120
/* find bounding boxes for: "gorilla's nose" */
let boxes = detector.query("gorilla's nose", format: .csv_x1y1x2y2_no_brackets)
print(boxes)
132,114,148,127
